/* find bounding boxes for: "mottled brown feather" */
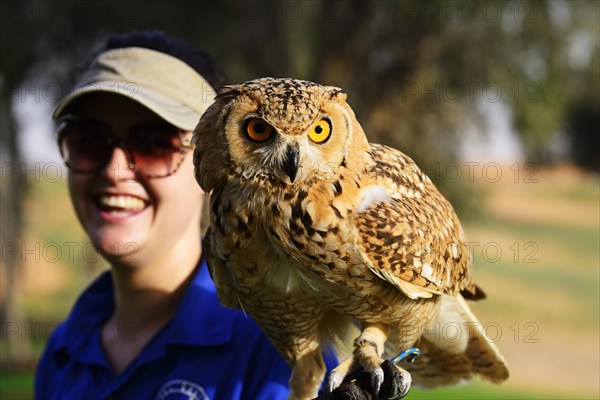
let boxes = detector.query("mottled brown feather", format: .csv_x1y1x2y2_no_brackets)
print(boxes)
355,143,475,299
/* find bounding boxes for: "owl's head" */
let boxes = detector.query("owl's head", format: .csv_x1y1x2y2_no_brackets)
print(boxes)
193,78,370,191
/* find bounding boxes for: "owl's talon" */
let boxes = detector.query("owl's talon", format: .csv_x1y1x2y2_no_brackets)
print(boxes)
327,371,344,393
372,367,384,399
397,369,412,399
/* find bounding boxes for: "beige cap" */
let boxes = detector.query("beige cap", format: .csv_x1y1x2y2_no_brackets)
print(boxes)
53,47,217,131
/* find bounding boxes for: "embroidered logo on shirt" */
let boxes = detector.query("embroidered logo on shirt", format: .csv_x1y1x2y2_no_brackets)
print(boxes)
156,379,209,400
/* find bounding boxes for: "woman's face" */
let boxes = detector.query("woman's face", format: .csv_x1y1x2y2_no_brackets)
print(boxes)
66,92,204,265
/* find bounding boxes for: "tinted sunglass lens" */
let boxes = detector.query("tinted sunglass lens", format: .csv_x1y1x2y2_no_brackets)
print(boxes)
127,125,184,177
60,121,113,172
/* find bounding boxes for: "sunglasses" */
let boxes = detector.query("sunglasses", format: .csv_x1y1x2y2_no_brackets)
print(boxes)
57,116,192,179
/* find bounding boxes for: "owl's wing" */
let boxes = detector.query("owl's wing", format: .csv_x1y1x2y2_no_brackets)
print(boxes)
353,143,473,299
402,295,510,386
204,227,243,310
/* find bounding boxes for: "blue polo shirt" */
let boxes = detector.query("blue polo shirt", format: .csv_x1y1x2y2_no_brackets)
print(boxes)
35,259,332,399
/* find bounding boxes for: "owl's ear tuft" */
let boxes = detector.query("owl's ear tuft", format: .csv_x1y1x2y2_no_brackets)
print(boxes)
323,86,347,103
216,86,242,101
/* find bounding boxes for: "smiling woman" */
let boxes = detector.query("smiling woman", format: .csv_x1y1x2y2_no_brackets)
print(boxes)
33,31,306,400
57,93,199,264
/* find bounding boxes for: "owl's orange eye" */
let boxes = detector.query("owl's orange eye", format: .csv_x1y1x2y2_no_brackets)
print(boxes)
245,118,274,142
308,119,331,144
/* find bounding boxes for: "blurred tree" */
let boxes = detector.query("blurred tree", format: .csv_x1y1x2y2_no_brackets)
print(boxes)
4,1,598,171
1,1,34,366
565,33,600,171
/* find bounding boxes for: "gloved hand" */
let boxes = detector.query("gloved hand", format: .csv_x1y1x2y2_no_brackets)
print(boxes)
314,360,410,400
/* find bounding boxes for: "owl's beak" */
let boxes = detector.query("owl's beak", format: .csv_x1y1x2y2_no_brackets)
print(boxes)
283,144,300,183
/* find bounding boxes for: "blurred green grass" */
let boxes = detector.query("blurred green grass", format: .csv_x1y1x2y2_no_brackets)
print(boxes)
410,382,585,400
483,217,599,263
0,373,34,400
467,175,599,330
0,374,592,400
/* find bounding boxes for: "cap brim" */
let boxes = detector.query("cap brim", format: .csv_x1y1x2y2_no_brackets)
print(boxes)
53,81,202,131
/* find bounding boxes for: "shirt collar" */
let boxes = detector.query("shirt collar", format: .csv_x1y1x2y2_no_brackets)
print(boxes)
161,257,237,347
51,258,237,364
52,271,113,365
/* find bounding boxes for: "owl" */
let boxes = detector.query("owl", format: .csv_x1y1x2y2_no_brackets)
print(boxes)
193,78,509,399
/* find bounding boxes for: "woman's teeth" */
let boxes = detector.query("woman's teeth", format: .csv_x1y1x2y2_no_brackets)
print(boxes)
98,195,146,211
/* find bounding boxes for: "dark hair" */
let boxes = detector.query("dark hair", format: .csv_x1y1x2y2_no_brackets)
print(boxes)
79,30,225,89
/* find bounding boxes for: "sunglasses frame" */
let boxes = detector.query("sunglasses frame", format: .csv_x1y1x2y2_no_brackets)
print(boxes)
56,115,193,179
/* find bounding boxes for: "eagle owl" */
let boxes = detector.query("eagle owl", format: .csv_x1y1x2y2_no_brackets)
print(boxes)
193,78,509,399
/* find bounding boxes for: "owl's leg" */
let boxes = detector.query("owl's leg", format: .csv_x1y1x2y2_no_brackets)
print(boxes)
329,323,398,398
354,323,391,398
288,343,326,400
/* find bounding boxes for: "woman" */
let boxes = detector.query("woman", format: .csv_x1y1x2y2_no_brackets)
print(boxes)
34,31,296,399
